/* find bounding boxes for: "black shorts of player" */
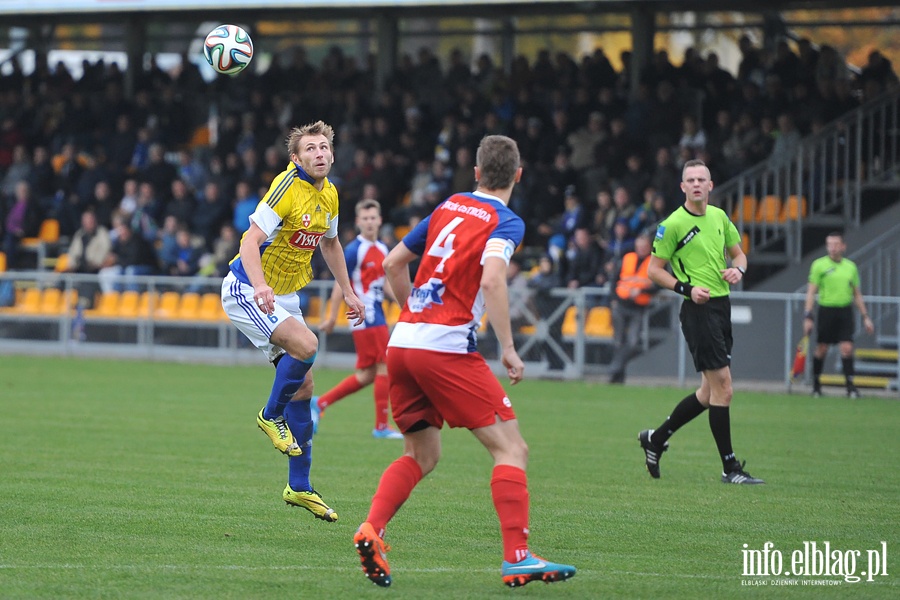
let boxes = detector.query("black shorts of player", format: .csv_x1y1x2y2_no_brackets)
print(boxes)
679,296,733,372
816,305,854,344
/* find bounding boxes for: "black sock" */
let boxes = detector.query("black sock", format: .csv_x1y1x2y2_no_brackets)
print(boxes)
708,405,737,471
841,356,855,388
812,356,824,390
652,393,706,446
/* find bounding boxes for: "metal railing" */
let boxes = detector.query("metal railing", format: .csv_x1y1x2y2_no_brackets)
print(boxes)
716,86,900,264
1,272,896,391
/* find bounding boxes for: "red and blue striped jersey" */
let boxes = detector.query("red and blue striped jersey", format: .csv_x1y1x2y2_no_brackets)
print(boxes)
389,191,524,353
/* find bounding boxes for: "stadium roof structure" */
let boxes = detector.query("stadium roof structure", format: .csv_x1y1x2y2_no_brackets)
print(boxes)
2,0,896,23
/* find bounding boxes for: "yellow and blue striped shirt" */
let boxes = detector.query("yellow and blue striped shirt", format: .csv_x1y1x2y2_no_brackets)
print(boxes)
230,163,339,294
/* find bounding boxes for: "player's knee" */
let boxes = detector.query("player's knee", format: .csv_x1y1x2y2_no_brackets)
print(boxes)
409,451,439,475
512,439,529,463
288,338,318,362
357,368,376,386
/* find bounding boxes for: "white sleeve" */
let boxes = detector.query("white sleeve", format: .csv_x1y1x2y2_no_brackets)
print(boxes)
480,238,515,265
248,204,281,237
325,213,339,238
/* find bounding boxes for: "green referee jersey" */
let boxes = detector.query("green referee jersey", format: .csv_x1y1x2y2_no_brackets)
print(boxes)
652,204,741,298
808,256,860,307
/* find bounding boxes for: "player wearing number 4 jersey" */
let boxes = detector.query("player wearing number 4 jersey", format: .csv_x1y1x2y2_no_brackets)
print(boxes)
221,120,365,521
353,135,576,588
638,159,764,485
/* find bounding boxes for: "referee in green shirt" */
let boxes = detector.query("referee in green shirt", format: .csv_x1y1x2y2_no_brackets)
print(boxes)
803,232,874,398
637,159,763,485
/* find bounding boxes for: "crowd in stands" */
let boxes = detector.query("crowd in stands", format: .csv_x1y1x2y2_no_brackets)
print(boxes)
0,36,897,302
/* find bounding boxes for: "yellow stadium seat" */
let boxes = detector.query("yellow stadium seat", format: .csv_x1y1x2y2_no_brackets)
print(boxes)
731,196,757,224
756,195,782,223
177,293,201,320
136,292,157,318
86,291,120,317
154,291,181,319
54,253,70,273
0,252,6,273
384,301,401,327
16,288,42,314
304,296,322,325
741,232,750,254
561,306,578,337
38,288,62,315
519,324,537,335
61,289,78,314
198,293,226,321
478,313,488,332
394,225,411,240
21,218,60,248
335,301,349,326
118,291,141,318
585,306,613,338
780,195,807,222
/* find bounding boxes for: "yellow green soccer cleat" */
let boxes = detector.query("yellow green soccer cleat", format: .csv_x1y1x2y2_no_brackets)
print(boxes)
257,409,302,456
283,485,338,522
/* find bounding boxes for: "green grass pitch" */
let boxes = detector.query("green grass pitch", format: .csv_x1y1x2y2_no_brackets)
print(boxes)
0,356,896,598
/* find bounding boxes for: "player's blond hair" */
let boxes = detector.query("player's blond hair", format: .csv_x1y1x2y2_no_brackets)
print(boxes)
286,120,335,156
475,135,520,191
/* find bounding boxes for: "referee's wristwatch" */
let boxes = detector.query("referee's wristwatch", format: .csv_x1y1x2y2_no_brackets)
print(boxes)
735,266,746,275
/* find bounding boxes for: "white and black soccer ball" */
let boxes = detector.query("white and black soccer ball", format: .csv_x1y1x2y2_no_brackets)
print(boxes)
203,24,253,75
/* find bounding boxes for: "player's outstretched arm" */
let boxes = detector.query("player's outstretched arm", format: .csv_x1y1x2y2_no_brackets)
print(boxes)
482,256,523,385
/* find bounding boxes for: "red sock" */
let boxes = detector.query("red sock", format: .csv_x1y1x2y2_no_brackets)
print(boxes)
373,374,390,430
318,375,363,410
366,455,423,535
491,465,530,563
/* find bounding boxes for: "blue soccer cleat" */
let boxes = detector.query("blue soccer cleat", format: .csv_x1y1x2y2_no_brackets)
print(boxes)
310,397,321,435
372,427,403,440
501,551,576,587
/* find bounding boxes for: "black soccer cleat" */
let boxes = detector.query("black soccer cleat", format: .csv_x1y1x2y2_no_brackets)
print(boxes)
638,429,668,479
721,460,765,485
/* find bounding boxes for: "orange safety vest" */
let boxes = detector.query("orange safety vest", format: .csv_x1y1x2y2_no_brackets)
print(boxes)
615,252,653,306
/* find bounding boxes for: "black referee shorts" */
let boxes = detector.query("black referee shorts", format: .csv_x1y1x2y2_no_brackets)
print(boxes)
816,305,854,344
679,296,733,372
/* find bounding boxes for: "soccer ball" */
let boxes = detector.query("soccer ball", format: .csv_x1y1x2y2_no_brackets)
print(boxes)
203,24,253,75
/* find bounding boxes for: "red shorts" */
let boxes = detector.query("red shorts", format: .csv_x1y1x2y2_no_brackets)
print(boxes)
386,347,517,431
352,325,389,369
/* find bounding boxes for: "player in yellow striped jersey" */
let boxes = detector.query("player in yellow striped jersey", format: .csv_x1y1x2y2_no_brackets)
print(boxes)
221,120,365,521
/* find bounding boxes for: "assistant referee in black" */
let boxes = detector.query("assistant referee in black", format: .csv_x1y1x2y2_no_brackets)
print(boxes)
803,232,874,398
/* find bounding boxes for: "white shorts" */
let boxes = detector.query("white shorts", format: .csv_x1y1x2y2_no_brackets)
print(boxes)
221,271,309,363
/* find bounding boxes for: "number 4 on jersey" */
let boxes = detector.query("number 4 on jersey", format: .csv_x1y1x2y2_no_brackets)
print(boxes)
427,217,464,273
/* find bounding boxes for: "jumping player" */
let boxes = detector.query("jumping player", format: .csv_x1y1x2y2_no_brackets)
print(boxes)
221,120,365,522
